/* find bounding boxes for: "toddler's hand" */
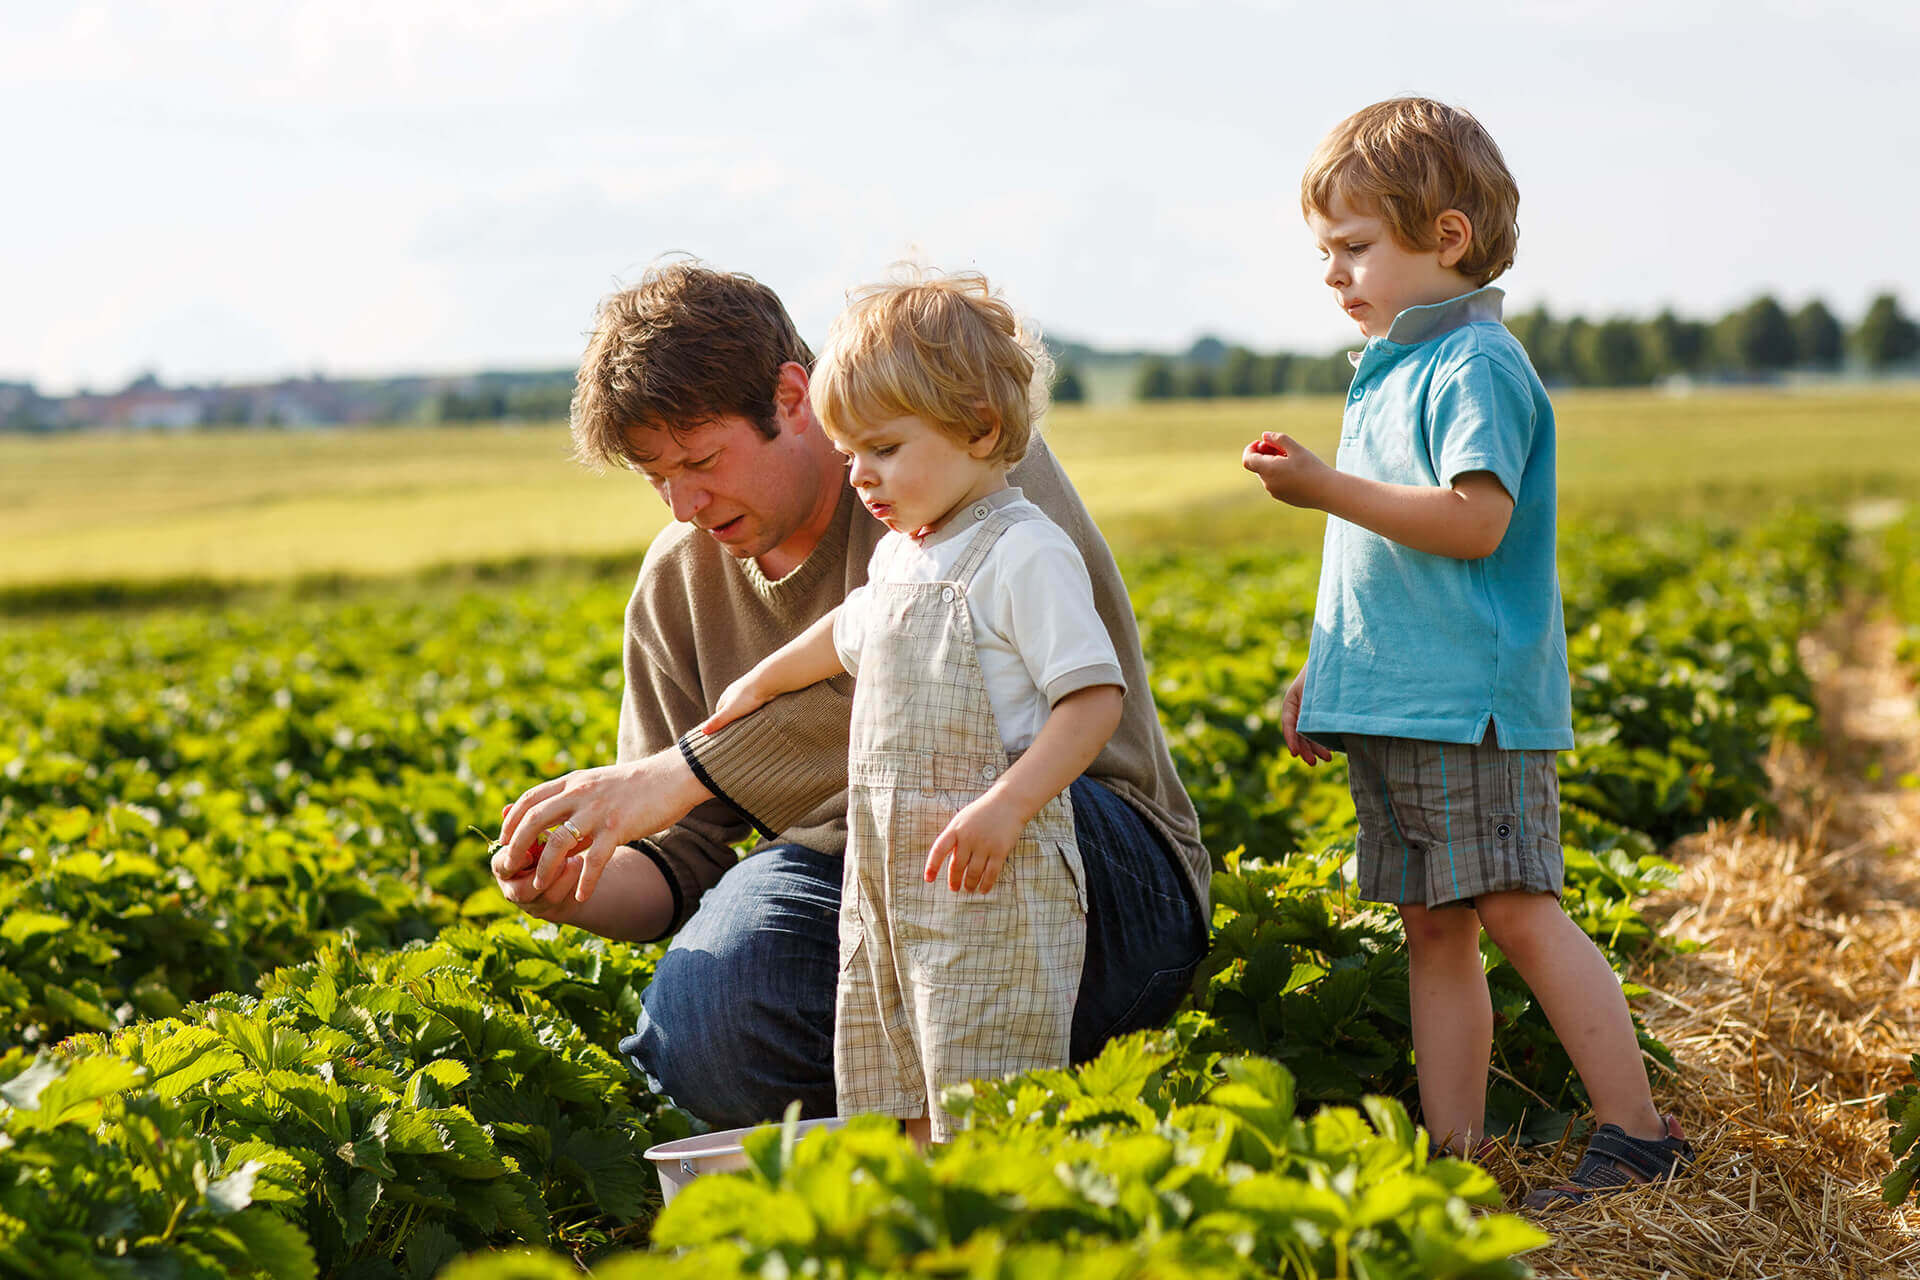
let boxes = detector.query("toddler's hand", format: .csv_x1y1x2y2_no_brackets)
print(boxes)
925,795,1023,893
1242,432,1329,509
700,673,772,735
1281,670,1333,765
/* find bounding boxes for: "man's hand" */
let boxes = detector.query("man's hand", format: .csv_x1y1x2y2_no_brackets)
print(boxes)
1242,432,1333,509
925,794,1025,893
498,749,709,903
698,673,774,736
492,841,587,918
1281,669,1333,765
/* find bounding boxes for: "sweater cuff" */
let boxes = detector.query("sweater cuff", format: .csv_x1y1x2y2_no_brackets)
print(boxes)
679,727,807,839
632,840,686,941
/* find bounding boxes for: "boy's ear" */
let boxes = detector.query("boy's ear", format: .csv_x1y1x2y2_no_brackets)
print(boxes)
1435,209,1474,271
968,406,1003,459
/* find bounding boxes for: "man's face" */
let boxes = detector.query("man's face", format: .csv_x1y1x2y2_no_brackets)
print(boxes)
627,415,832,563
1308,194,1470,339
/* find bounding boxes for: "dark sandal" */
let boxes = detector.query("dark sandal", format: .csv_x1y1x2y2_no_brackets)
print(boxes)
1521,1114,1694,1210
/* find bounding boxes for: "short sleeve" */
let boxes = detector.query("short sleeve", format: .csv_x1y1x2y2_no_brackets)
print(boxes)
1425,351,1534,500
991,523,1125,705
833,585,870,676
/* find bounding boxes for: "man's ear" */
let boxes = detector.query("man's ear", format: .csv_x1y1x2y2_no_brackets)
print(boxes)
1435,209,1474,271
772,361,813,434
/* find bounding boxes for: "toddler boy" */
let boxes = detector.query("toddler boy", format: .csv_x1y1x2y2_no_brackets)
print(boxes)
1244,97,1693,1210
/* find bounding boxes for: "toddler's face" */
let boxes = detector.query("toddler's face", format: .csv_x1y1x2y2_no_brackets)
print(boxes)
828,413,1006,539
1308,194,1470,339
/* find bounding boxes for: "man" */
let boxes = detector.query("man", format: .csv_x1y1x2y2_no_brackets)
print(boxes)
492,261,1210,1128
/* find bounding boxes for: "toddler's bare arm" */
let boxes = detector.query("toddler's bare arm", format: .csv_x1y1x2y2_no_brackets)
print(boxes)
700,607,848,736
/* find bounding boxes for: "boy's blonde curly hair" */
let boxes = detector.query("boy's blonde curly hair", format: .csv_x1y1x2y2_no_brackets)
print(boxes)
810,269,1053,467
1302,97,1520,286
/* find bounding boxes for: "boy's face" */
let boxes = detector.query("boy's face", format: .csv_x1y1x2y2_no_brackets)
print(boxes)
1308,194,1473,339
827,412,1005,539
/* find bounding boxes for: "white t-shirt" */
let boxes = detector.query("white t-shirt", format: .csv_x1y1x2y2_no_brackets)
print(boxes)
833,492,1126,754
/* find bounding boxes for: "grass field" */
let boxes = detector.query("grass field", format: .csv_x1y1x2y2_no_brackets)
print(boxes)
4,385,1918,596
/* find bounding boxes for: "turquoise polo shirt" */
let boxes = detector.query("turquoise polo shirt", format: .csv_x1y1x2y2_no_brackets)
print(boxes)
1297,286,1574,752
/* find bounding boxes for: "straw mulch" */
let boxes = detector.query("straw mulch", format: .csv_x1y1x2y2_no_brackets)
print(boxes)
1485,613,1920,1279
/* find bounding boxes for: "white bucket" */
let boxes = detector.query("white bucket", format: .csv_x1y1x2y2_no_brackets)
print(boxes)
644,1116,847,1206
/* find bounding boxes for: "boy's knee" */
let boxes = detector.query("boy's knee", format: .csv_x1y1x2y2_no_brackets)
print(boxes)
1472,890,1560,959
1396,901,1480,953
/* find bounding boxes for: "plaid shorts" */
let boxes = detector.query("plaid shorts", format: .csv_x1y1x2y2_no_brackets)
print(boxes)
1344,728,1563,909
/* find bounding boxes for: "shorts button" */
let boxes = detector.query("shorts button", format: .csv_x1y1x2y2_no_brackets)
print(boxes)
1496,823,1512,840
941,587,955,602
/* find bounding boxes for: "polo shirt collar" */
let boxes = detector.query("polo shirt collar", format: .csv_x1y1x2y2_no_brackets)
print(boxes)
1381,285,1505,346
914,484,1024,550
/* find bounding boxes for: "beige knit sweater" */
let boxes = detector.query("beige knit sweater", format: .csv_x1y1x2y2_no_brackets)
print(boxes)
617,440,1210,934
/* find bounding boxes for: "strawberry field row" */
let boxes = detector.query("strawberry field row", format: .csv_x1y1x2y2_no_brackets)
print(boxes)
1876,508,1920,1210
0,509,1849,1276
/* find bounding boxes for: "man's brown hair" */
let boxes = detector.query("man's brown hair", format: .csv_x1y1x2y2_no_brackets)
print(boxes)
570,258,814,471
1301,97,1520,286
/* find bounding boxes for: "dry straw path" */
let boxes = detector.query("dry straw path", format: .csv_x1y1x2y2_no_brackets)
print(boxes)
1496,608,1920,1279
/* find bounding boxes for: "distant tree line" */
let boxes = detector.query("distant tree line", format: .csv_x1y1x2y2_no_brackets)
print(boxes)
1045,290,1920,403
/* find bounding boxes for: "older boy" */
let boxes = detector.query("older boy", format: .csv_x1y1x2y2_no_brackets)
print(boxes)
1244,98,1693,1209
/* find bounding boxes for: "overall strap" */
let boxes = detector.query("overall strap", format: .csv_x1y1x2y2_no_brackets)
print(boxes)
948,506,1042,591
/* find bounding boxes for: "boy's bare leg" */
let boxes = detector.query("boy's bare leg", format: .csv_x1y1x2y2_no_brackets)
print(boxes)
1474,889,1665,1140
1398,902,1493,1154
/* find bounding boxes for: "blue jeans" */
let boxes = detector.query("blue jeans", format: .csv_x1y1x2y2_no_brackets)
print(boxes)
619,778,1209,1128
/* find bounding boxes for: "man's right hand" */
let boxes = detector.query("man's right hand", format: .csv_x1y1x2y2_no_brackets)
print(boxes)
492,845,586,919
1282,670,1333,765
499,747,711,903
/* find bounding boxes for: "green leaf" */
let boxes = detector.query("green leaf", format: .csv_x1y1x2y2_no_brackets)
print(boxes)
215,1208,320,1280
205,1159,268,1216
4,1055,144,1129
0,911,68,947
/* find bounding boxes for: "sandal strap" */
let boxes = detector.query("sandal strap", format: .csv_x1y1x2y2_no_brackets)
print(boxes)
1576,1122,1694,1185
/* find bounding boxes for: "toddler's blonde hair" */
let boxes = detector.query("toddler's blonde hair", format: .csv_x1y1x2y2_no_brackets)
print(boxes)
810,269,1052,467
1301,97,1520,286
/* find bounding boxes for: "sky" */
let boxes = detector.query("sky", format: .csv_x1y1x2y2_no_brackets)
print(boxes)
6,0,1917,394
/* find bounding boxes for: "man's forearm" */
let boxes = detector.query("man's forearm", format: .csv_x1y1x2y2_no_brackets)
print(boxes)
503,841,679,942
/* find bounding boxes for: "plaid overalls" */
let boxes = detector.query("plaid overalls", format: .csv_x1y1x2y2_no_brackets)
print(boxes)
835,505,1090,1140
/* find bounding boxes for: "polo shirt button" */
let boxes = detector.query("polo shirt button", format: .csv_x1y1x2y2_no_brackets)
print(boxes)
981,765,997,781
1351,386,1364,401
941,587,955,602
972,504,989,519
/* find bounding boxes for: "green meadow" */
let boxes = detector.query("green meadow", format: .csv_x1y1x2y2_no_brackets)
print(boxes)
3,386,1918,600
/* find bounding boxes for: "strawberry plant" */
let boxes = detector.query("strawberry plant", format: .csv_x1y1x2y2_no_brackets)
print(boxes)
1886,1055,1920,1207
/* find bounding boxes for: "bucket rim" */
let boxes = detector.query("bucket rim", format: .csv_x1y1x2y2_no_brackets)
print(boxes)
643,1116,846,1164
